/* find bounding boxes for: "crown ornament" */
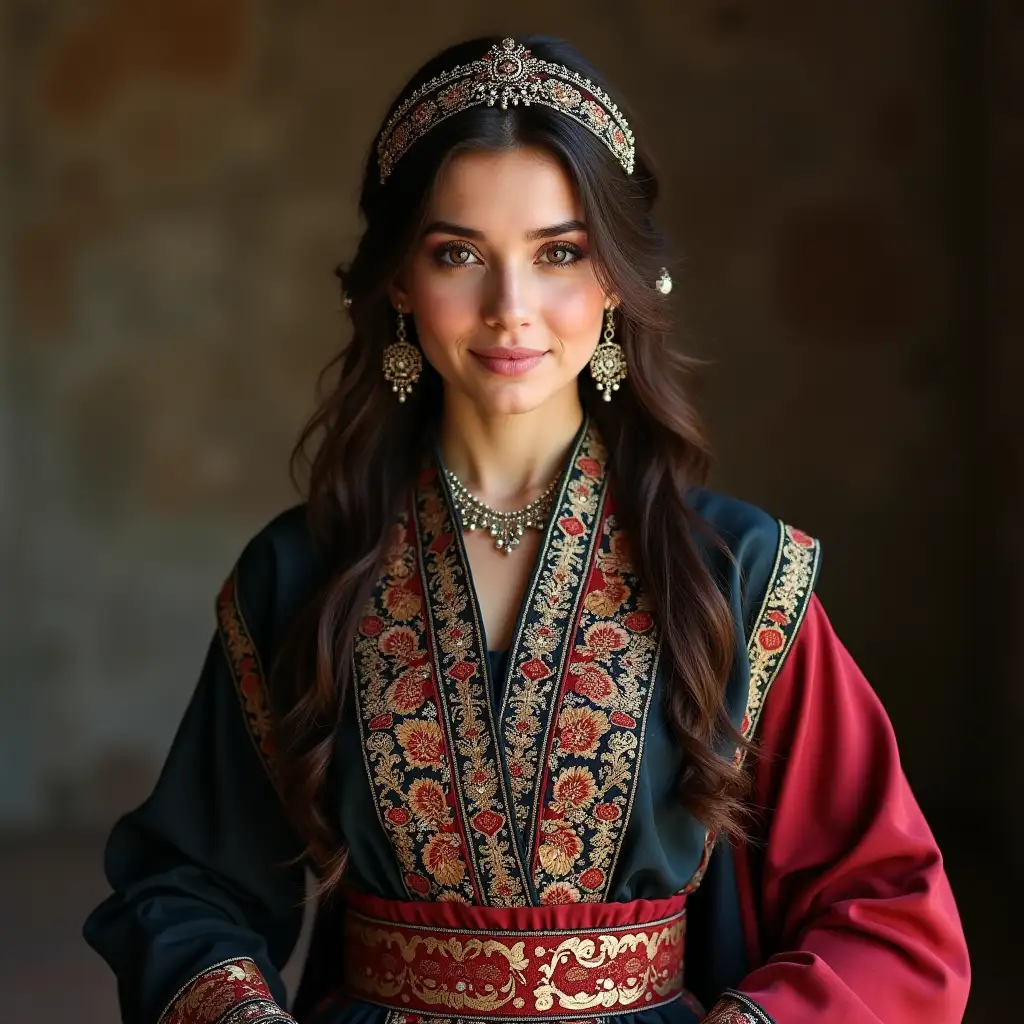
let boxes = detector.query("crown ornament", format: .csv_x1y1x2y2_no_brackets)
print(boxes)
377,38,635,183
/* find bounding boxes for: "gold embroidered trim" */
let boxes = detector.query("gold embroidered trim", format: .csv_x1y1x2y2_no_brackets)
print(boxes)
496,431,607,857
674,519,820,898
157,957,294,1024
217,572,278,789
352,421,664,909
353,513,477,903
416,471,532,906
740,522,820,757
530,491,664,904
344,907,686,1018
704,991,775,1024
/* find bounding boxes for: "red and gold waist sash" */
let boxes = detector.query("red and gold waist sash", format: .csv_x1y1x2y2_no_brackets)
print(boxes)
342,889,688,1020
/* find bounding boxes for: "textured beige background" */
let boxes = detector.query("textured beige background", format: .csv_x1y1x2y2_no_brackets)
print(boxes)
2,1,1019,1020
5,0,988,821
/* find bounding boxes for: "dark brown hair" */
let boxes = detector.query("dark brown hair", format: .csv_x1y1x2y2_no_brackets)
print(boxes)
273,35,748,895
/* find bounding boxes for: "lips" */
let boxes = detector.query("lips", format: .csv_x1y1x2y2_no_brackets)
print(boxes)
470,346,546,377
472,346,545,359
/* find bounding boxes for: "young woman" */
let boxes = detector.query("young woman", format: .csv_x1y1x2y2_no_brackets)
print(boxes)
83,35,970,1024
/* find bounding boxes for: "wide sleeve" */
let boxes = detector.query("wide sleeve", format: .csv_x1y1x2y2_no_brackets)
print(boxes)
83,534,307,1024
704,595,971,1023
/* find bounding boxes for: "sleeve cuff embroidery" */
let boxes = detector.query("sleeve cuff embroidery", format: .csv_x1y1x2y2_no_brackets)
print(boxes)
158,958,296,1024
704,990,776,1024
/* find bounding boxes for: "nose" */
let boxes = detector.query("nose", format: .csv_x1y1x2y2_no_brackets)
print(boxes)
482,263,533,334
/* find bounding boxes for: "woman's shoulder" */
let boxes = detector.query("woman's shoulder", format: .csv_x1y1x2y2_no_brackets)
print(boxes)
226,503,324,642
685,483,822,636
685,482,819,564
240,502,316,558
685,483,783,550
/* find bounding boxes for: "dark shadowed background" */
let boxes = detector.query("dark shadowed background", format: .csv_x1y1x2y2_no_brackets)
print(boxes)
2,1,1020,1021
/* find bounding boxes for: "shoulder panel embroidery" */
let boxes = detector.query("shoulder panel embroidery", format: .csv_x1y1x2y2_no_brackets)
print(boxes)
217,571,279,789
740,522,820,756
158,958,295,1024
677,522,820,897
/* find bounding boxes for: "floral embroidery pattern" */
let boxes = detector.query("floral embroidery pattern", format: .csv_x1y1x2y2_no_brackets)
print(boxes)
159,958,294,1024
344,904,686,1018
531,495,663,903
217,573,278,790
414,470,532,906
740,523,820,756
352,421,662,911
500,435,609,854
354,520,477,903
703,991,776,1024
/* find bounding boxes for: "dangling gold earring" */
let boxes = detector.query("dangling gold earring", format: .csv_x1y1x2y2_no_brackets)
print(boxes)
589,306,626,401
382,307,422,403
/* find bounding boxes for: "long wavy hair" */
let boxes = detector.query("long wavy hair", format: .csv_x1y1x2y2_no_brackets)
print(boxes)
272,35,748,896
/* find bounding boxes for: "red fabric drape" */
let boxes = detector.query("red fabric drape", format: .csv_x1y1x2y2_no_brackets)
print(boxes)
728,595,970,1023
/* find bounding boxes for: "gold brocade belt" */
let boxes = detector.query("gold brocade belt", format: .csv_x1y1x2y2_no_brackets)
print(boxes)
340,889,689,1021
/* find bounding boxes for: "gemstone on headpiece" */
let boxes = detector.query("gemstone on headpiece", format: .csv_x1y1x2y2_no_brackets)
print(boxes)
438,80,473,110
543,80,583,109
411,101,436,128
581,99,610,128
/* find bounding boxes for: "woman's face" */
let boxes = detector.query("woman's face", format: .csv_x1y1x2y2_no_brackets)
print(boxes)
391,146,611,417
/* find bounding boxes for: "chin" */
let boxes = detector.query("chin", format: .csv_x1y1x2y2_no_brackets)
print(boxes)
482,388,551,416
467,377,562,417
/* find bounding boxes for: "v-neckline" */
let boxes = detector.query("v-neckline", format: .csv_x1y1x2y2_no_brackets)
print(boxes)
432,416,589,706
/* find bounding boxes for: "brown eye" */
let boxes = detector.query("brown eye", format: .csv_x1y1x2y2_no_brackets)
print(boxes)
539,243,584,267
437,244,481,267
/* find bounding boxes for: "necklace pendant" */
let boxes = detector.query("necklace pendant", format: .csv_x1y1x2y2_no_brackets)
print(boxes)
445,466,558,554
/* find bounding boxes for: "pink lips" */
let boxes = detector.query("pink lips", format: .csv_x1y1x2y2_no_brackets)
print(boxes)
471,346,546,377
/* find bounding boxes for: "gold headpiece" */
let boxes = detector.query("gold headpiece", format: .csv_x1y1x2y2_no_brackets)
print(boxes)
377,38,635,183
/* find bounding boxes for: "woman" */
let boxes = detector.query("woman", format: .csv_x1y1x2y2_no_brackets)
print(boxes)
83,35,970,1024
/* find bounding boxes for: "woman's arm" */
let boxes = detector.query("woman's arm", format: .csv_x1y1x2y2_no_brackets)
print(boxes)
705,595,970,1023
83,535,307,1024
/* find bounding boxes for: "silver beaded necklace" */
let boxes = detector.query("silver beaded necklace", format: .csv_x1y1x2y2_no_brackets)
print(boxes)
444,469,559,553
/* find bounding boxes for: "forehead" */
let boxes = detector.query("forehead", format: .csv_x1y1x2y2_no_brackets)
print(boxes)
427,146,583,229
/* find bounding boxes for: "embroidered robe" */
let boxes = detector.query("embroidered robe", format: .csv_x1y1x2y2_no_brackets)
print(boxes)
83,425,970,1024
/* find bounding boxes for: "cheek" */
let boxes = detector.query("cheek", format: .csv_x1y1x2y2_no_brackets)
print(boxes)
408,275,478,351
541,282,606,345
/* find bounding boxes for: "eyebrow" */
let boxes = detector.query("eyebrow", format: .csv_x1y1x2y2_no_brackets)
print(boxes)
421,219,587,241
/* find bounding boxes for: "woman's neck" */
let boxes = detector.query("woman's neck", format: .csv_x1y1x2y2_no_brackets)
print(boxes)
438,390,584,508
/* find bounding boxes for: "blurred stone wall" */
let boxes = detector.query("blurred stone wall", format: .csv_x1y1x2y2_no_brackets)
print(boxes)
1,1,1008,833
990,0,1024,875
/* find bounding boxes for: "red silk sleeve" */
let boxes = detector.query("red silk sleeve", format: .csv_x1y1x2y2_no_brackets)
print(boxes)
707,595,970,1023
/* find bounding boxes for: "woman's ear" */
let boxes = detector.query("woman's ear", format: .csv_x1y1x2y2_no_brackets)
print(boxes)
388,278,410,313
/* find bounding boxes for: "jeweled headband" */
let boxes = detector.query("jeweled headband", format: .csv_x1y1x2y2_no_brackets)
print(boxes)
377,38,635,183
